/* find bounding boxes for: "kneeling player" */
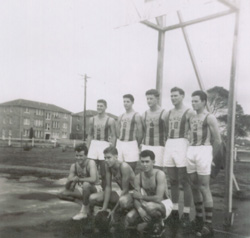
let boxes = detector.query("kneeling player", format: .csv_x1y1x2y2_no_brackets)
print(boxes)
125,150,173,236
58,143,102,220
89,146,135,232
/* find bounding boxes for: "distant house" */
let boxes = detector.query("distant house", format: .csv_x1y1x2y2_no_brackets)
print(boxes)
71,110,118,140
0,99,72,140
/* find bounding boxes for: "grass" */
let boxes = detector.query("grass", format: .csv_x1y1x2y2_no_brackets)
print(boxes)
0,146,249,199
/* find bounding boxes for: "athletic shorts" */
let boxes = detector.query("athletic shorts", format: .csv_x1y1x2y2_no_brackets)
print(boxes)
76,183,103,195
162,199,173,219
163,138,188,168
186,145,213,175
88,140,110,161
141,145,165,167
116,140,139,162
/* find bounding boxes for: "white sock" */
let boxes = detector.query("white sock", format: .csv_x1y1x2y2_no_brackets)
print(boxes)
183,207,190,214
173,203,179,211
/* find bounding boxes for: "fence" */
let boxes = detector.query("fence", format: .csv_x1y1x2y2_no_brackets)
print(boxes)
0,137,84,148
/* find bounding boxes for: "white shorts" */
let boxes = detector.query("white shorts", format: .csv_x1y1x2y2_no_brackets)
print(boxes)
116,140,139,162
88,140,110,161
141,145,165,167
163,138,188,168
186,145,213,175
162,199,173,219
76,183,103,195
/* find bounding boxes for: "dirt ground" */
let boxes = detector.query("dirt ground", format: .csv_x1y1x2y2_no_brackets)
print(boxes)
0,147,250,238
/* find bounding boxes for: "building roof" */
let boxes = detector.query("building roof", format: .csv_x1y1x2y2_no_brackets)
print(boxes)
73,110,118,120
0,99,72,114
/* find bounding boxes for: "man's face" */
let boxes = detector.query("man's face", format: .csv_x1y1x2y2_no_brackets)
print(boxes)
104,153,117,168
171,91,183,106
75,151,86,166
140,156,154,172
146,95,158,108
97,103,106,114
192,96,205,111
123,98,133,111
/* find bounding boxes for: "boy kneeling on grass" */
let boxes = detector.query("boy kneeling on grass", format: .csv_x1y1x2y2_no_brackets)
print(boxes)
58,143,102,220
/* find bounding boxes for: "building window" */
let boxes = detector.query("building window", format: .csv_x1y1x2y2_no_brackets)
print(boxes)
23,129,29,136
24,108,30,113
53,112,60,119
52,121,60,129
35,109,43,116
52,132,59,138
45,112,51,120
63,113,68,119
35,119,43,127
76,124,80,131
24,118,30,125
45,123,50,130
62,132,67,138
63,123,67,129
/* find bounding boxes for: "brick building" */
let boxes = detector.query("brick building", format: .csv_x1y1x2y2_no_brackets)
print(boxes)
0,99,72,140
71,110,118,140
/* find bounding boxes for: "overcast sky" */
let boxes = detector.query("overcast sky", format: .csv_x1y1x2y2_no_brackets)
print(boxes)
1,0,250,116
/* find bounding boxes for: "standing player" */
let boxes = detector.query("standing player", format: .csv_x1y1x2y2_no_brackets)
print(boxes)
163,87,194,228
116,94,143,171
58,144,102,220
187,90,221,237
87,99,117,189
141,89,167,169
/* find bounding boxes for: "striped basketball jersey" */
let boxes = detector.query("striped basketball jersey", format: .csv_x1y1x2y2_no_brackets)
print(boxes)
143,109,166,146
166,108,190,139
189,113,211,146
119,112,138,141
92,115,110,141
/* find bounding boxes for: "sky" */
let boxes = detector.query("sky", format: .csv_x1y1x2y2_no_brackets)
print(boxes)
1,0,250,116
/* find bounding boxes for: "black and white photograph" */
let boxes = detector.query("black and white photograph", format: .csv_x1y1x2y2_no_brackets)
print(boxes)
0,0,250,237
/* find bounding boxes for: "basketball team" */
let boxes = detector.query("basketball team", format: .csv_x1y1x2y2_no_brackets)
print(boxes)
58,87,222,237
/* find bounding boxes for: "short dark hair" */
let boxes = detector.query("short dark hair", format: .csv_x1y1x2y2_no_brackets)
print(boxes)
97,99,107,107
75,143,88,155
145,89,160,98
140,150,155,161
192,90,207,103
103,146,118,155
171,87,185,96
123,94,134,103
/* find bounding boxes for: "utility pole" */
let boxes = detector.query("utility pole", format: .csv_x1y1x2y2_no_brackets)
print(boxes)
80,74,91,141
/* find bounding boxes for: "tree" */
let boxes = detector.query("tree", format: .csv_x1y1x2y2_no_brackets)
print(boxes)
207,86,250,140
29,127,34,139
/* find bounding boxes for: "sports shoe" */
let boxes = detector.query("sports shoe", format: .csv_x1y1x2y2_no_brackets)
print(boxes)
150,221,165,238
72,205,88,220
201,223,214,237
180,213,191,228
191,217,203,236
166,210,179,227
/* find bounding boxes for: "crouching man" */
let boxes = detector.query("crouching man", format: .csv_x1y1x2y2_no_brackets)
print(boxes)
58,143,102,220
125,150,173,237
89,146,135,232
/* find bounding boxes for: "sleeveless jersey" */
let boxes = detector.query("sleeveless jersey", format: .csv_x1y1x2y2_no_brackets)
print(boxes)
74,159,100,185
143,109,165,146
189,113,211,146
166,109,190,139
139,170,168,199
119,112,138,141
92,115,110,141
111,163,135,191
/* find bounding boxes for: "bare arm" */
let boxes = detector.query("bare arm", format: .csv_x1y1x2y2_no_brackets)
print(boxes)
102,164,112,210
116,115,122,140
77,160,98,184
109,118,117,147
65,164,77,189
135,113,143,146
86,117,94,148
163,110,170,141
207,114,222,156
